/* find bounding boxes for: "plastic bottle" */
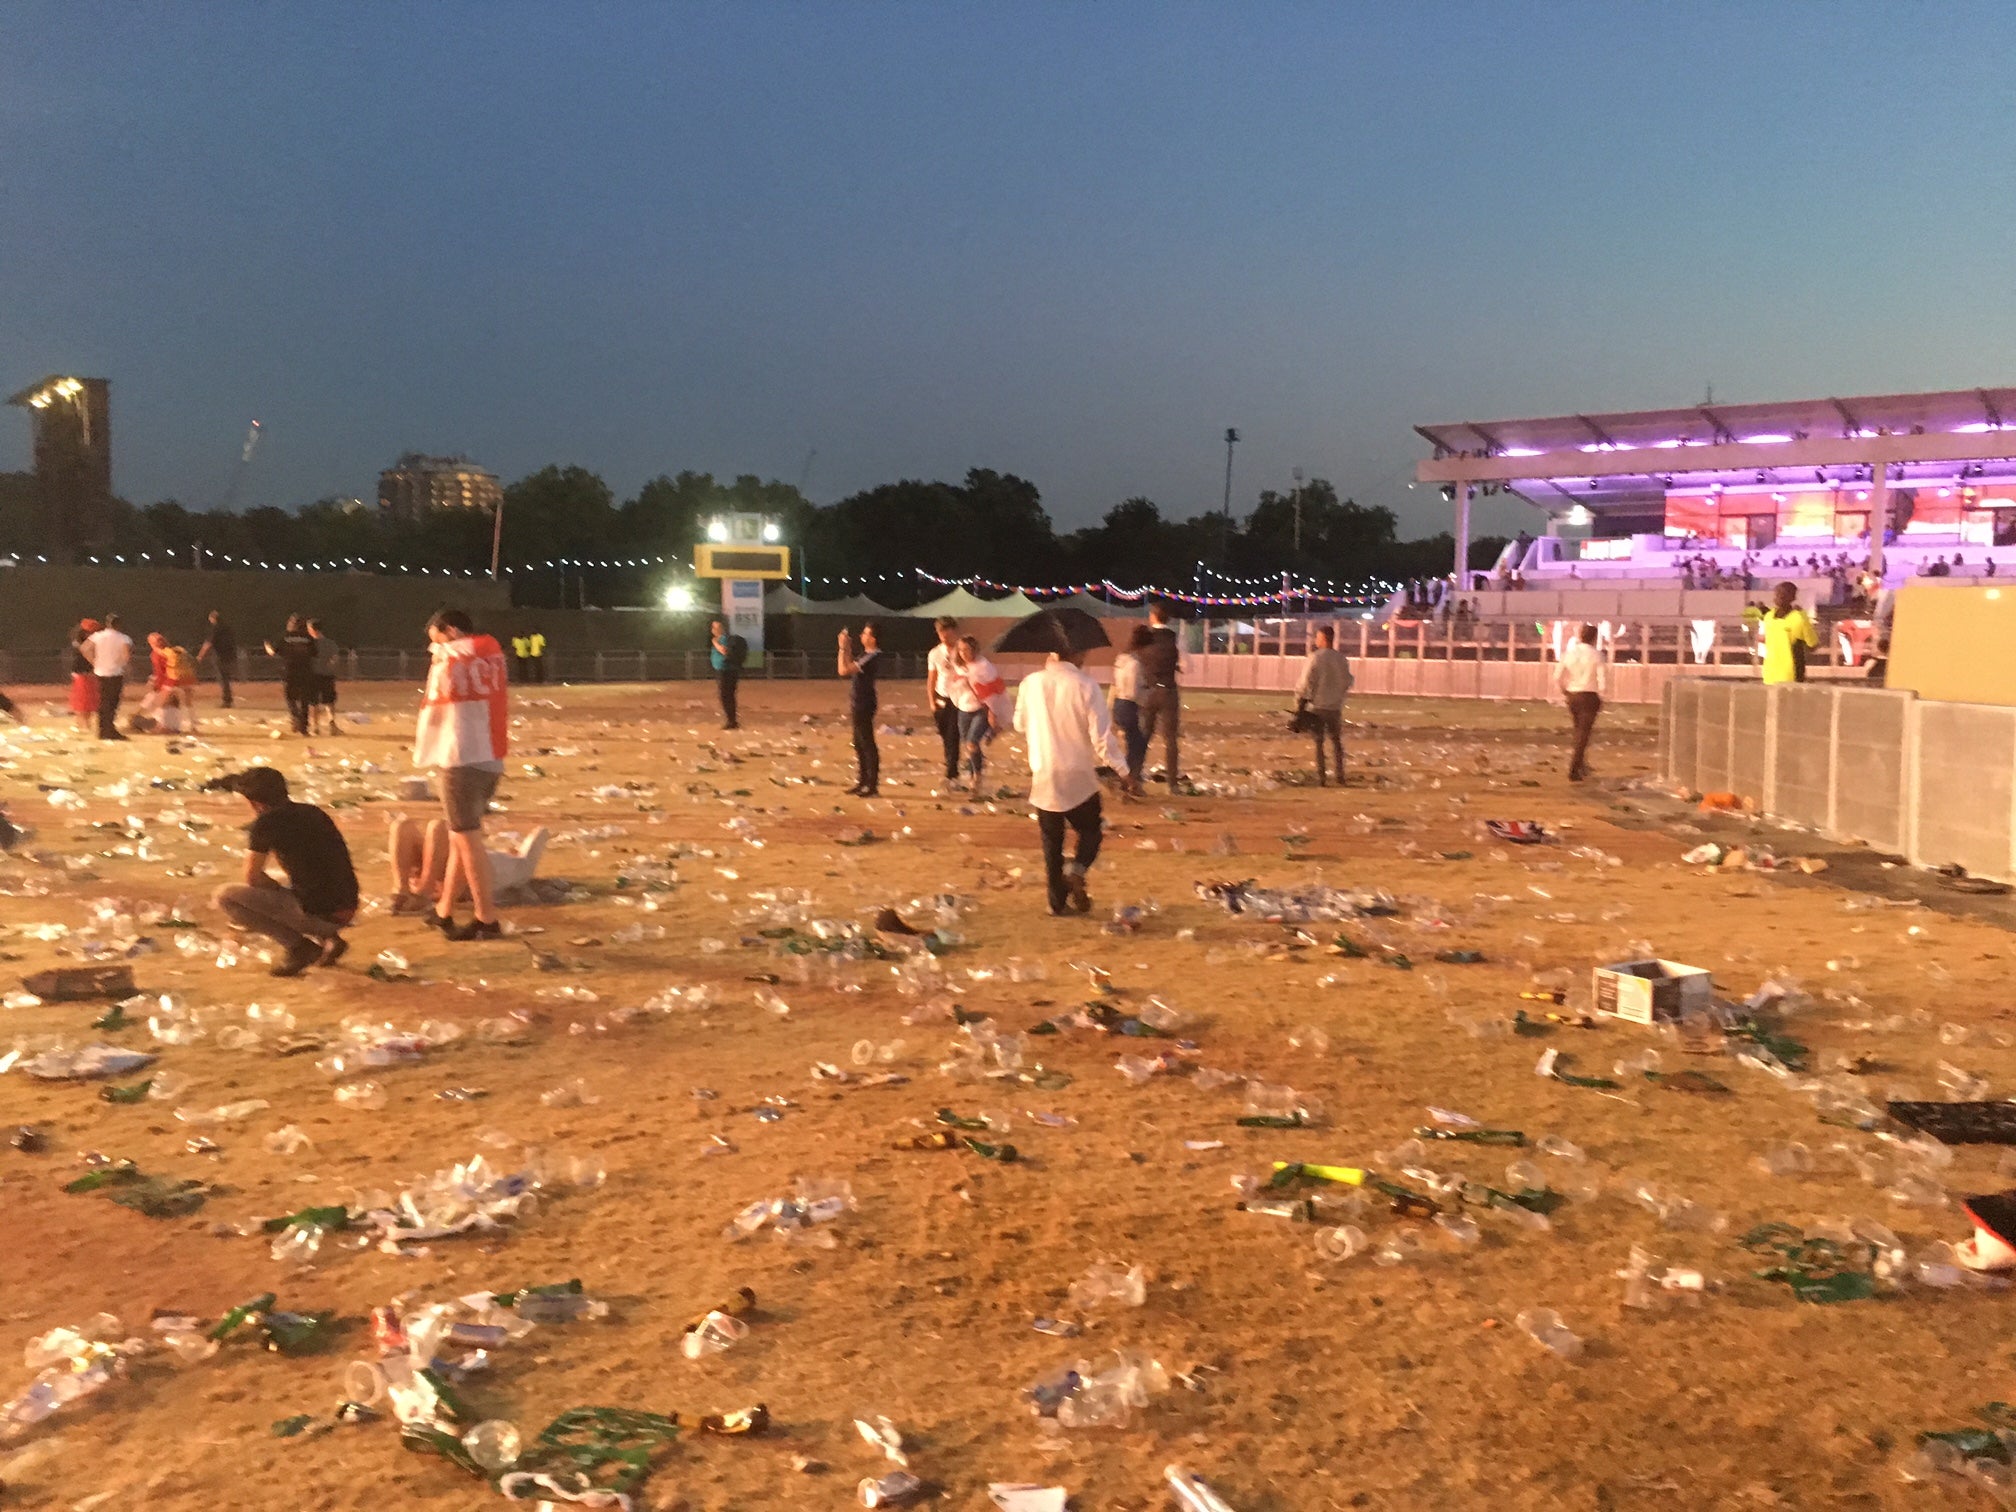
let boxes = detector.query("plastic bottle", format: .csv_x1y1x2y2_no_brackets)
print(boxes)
1514,1307,1584,1360
1163,1465,1239,1512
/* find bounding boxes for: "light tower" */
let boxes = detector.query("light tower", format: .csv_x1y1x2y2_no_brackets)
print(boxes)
693,512,792,663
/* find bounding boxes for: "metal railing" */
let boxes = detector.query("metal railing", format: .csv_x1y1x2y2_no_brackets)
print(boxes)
0,649,928,686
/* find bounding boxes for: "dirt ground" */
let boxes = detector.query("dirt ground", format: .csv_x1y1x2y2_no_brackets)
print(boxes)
1,676,2013,1511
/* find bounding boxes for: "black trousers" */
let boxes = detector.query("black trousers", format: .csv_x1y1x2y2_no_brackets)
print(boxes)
95,674,124,738
1566,691,1602,779
283,676,314,735
933,701,960,779
0,689,18,721
852,704,880,792
215,659,234,708
1037,793,1104,912
1309,708,1344,782
529,656,546,684
513,655,528,681
1138,685,1181,785
718,669,740,728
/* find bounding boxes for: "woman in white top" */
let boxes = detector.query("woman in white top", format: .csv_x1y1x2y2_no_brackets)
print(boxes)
951,636,1009,795
1109,623,1152,797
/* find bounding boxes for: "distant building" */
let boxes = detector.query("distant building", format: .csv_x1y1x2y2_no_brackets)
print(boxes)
6,375,113,563
378,453,502,521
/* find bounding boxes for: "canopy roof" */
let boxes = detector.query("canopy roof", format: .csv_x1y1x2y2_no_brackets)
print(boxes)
1416,386,2016,513
906,587,1044,619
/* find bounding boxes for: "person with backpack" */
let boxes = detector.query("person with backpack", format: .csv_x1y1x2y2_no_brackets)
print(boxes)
143,631,199,734
711,618,747,730
266,615,317,735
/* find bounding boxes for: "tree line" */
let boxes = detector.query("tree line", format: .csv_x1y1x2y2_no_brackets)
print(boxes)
0,465,1502,609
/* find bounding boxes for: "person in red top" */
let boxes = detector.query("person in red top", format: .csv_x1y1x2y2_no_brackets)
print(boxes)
145,631,199,733
412,608,510,941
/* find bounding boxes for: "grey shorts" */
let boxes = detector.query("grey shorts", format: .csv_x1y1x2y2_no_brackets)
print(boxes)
441,766,501,833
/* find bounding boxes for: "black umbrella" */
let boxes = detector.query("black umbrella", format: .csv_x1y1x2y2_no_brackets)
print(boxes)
993,606,1112,656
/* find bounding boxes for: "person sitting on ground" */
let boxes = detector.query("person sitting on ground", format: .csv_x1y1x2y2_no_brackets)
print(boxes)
208,765,358,977
387,815,551,913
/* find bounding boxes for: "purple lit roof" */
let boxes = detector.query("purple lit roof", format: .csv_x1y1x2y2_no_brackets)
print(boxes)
1416,386,2016,460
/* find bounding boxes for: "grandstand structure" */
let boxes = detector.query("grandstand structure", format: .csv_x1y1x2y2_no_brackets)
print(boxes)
1413,386,2016,623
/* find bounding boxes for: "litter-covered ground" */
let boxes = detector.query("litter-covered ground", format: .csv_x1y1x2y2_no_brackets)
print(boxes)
4,680,2016,1510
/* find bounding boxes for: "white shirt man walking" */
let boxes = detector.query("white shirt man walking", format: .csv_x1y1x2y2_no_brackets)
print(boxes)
82,614,133,742
1556,623,1606,782
1014,632,1128,917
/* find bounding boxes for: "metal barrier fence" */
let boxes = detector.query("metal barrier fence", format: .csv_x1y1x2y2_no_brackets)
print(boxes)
0,649,926,687
1661,678,2016,881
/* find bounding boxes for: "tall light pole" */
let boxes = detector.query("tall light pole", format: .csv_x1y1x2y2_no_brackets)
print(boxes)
489,496,505,581
1291,466,1305,559
1220,427,1239,560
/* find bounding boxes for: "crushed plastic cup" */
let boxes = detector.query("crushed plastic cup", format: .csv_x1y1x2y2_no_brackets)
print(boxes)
680,1310,749,1358
1433,1212,1481,1248
264,1125,313,1156
463,1419,522,1472
1313,1225,1368,1262
1067,1261,1146,1309
1514,1307,1584,1360
334,1082,387,1111
539,1078,598,1109
1286,1024,1330,1055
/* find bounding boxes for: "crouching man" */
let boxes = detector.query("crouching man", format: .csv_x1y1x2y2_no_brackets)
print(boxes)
208,765,359,977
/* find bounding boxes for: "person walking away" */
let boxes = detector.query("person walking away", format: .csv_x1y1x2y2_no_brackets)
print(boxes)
951,635,1007,795
208,765,358,977
1761,581,1818,685
83,614,132,741
1557,622,1605,782
413,609,511,940
1109,624,1151,797
67,620,100,734
1136,601,1183,791
307,619,342,735
711,618,746,729
145,631,200,734
925,616,962,788
267,615,317,735
510,633,530,682
1294,625,1353,786
839,624,881,796
527,628,548,683
1015,625,1128,917
198,609,238,709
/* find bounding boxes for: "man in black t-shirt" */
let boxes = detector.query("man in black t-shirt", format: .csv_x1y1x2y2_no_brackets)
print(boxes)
198,609,238,708
838,623,881,796
208,765,360,977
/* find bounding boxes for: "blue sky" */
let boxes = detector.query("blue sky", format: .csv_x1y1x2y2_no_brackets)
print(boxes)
4,2,2013,540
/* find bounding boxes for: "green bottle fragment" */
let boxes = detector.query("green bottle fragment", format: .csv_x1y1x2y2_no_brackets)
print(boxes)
961,1138,1019,1162
273,1414,315,1438
99,1080,153,1104
935,1108,990,1131
209,1293,280,1342
91,1002,131,1031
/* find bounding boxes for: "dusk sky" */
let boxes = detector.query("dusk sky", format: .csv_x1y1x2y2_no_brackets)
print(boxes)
5,2,2014,543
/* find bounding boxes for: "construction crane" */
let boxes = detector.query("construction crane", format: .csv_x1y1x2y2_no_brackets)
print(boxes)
220,420,261,512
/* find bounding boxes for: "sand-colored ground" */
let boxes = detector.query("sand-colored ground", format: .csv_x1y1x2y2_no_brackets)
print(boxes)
0,677,2011,1511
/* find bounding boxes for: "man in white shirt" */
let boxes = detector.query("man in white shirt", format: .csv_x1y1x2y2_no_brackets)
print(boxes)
923,616,962,786
82,614,133,742
1014,632,1128,917
1556,622,1606,782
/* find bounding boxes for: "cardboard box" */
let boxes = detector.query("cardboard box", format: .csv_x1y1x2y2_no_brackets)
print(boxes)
1593,959,1712,1025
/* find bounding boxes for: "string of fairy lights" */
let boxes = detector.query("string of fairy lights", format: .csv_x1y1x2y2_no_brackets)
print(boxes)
35,551,1402,606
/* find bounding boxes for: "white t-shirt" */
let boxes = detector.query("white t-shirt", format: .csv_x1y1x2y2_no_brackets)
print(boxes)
950,655,1005,714
83,628,133,677
1110,652,1142,703
927,642,958,701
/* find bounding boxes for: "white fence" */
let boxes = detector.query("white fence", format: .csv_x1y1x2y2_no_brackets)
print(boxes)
1184,651,1700,705
1661,678,2016,881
